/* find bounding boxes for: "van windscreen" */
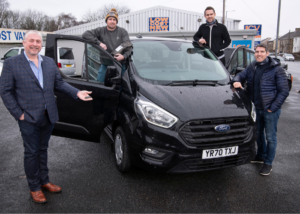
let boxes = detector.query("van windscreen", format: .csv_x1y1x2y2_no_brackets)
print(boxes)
59,48,74,59
131,40,229,85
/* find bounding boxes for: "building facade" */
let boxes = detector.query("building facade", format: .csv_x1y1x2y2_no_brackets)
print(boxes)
279,28,300,54
54,6,241,35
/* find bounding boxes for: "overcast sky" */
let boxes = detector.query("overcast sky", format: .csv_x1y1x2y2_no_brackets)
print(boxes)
8,0,299,39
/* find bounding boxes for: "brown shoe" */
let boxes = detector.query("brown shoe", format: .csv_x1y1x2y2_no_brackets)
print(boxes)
41,183,62,193
30,190,47,203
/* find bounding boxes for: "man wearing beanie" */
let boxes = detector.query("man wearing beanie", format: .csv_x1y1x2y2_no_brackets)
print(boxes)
193,6,231,65
82,8,132,83
232,43,289,176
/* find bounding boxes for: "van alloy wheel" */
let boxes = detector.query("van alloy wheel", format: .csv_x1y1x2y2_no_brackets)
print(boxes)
113,127,131,172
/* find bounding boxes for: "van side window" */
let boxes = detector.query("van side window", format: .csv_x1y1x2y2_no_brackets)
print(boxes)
228,52,238,75
246,51,251,66
250,52,255,63
59,48,75,60
4,49,19,59
86,44,101,82
85,44,116,84
55,39,119,84
237,49,244,68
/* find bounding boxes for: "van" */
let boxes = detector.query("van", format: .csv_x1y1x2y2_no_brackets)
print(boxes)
0,47,76,76
45,34,256,173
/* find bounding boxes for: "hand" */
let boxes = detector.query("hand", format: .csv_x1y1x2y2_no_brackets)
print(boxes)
114,54,125,61
100,43,107,50
77,91,93,101
233,82,242,88
19,113,24,120
199,38,207,44
267,109,272,113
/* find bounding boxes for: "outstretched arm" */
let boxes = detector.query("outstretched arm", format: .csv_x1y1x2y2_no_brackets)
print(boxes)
53,59,92,101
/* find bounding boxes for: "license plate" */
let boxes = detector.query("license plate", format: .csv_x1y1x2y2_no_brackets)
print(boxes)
65,64,72,67
202,146,238,159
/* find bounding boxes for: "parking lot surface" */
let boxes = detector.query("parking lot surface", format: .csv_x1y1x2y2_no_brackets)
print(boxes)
0,61,300,213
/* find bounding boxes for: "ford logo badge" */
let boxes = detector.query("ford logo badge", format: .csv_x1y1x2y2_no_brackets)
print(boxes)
215,124,230,132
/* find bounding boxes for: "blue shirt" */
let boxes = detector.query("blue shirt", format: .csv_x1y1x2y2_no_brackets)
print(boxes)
23,51,44,89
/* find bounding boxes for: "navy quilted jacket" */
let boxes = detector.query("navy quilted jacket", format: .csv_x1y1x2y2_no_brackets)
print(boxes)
232,56,289,112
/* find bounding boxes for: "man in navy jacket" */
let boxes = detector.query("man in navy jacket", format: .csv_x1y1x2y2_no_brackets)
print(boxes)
193,6,231,65
0,30,92,203
233,43,289,176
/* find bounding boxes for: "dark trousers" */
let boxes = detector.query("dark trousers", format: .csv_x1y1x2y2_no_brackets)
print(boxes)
18,113,54,191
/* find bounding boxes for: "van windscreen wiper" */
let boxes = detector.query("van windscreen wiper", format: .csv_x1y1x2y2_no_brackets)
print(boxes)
163,80,225,86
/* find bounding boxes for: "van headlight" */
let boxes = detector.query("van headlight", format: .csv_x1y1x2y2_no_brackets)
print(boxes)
134,93,178,128
251,102,256,122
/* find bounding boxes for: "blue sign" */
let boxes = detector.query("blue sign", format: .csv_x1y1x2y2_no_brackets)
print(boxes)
0,29,26,43
244,25,262,37
232,40,252,49
149,17,169,32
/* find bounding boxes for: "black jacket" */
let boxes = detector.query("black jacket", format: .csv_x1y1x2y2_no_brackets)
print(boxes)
193,20,231,57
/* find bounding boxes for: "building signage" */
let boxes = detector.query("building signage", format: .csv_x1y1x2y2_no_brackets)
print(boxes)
0,28,52,43
232,40,252,49
244,24,262,46
149,17,169,32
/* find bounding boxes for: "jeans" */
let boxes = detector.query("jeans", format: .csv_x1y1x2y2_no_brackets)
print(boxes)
255,109,281,165
97,64,126,83
18,113,54,191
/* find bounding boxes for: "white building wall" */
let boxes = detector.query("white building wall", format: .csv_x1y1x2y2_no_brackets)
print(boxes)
55,6,238,35
293,37,300,53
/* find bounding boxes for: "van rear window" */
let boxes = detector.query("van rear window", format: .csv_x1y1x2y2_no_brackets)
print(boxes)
59,48,74,59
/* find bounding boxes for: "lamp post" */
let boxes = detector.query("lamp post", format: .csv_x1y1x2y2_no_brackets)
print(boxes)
226,10,235,18
275,0,281,57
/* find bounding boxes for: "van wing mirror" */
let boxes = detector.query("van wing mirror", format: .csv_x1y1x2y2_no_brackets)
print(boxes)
104,66,121,87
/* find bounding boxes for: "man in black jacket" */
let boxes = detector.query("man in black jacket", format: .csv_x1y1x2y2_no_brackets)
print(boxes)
193,6,231,65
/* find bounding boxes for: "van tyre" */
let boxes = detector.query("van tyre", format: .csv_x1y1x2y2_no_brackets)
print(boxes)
114,127,131,172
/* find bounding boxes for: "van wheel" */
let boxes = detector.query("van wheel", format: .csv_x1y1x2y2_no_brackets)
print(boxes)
114,127,131,172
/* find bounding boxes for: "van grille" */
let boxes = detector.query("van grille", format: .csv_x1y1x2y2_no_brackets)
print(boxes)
183,152,250,171
179,117,253,147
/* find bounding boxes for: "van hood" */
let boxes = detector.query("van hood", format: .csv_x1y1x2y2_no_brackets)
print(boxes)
138,82,252,122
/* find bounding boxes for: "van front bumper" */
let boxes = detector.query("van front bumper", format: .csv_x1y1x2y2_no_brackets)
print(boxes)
126,117,256,173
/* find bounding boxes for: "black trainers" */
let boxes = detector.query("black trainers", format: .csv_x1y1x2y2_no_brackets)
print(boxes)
260,164,272,176
250,156,264,164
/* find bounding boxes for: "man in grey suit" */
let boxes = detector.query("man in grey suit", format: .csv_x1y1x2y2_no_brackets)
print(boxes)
0,30,92,203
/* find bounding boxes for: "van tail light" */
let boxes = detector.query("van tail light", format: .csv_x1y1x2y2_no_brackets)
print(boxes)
58,63,62,68
74,63,76,68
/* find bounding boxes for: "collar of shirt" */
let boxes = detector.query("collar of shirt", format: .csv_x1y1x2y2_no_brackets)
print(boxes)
23,51,43,64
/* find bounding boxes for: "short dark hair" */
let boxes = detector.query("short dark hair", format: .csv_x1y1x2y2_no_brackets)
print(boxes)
255,43,269,53
204,6,215,15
